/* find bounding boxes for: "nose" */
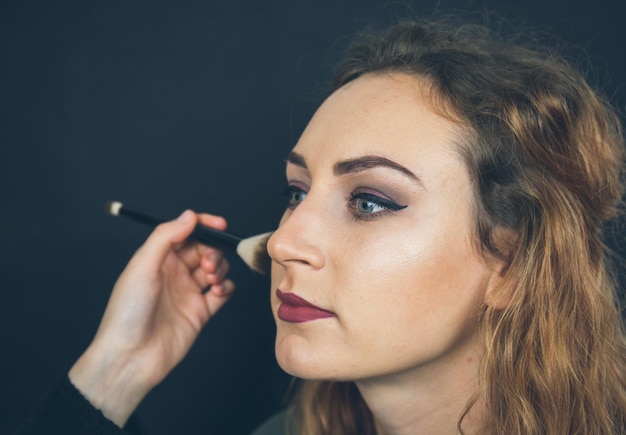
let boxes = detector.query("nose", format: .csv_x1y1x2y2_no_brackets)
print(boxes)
267,200,325,270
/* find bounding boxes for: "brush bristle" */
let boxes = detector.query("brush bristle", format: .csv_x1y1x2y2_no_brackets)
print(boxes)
251,235,272,275
105,200,123,216
236,232,272,275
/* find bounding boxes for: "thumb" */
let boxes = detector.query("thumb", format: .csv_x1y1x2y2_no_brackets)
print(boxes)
129,210,198,275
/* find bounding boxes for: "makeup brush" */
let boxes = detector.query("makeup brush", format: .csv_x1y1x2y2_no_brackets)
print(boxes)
105,200,272,275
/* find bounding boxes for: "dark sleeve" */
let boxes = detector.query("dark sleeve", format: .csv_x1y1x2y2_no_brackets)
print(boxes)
16,375,145,435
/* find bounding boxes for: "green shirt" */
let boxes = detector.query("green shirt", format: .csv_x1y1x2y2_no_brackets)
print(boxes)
251,411,291,435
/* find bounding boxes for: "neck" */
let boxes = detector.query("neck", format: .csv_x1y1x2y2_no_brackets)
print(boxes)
355,344,485,435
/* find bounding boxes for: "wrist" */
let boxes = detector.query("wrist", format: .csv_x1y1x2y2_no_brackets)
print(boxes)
68,342,152,428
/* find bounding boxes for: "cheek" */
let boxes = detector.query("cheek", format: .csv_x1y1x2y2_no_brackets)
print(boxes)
333,220,488,341
336,223,444,297
331,232,430,326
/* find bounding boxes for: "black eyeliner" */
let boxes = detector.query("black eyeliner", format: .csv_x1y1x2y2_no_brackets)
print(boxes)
350,192,407,211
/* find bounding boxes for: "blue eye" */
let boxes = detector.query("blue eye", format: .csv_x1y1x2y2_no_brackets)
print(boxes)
348,192,407,219
283,185,307,209
355,196,385,214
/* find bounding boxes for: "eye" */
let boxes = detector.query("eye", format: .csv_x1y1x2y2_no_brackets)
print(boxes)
283,185,307,209
348,192,407,220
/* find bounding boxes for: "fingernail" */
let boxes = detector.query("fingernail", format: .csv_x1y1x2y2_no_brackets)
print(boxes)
178,210,193,222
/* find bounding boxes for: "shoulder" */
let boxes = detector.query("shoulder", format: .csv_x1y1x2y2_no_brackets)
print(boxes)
251,409,295,435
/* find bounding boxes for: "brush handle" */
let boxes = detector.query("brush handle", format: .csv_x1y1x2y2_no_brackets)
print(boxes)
117,205,242,252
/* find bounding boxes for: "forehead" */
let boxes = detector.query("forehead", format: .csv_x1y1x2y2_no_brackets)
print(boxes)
290,73,465,186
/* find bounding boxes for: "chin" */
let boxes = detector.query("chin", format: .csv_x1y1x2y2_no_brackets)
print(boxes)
274,336,347,381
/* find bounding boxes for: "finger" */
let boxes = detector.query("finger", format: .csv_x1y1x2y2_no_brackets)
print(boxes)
190,266,213,291
127,210,199,276
176,243,223,271
188,254,230,291
197,213,228,231
173,213,228,269
204,279,235,316
201,254,230,281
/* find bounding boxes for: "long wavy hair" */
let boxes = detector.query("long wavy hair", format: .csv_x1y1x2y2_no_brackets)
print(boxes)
288,18,626,434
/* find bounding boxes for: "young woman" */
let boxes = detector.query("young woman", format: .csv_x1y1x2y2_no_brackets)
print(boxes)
20,18,626,435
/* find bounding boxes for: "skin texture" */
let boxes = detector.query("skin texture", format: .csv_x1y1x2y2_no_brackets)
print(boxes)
267,73,501,433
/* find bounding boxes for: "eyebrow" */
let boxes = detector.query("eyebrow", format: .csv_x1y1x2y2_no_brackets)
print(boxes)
286,151,308,169
286,151,422,185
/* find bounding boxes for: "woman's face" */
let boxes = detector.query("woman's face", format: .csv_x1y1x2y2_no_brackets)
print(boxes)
268,73,499,382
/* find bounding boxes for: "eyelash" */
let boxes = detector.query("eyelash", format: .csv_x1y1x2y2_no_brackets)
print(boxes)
282,185,407,220
283,185,307,210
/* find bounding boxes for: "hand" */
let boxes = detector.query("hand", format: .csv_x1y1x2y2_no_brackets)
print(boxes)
69,210,234,427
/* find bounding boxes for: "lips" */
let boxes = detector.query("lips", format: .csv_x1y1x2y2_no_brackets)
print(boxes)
276,289,335,323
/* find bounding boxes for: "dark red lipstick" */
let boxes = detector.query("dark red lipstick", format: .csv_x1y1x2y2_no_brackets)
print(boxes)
276,289,335,323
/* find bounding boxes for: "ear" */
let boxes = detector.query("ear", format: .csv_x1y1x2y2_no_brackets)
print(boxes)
483,261,513,310
483,226,517,309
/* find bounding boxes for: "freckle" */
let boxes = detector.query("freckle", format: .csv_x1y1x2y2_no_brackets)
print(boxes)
466,356,474,363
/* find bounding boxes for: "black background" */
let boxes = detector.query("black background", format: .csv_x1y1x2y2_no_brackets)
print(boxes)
1,1,625,434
